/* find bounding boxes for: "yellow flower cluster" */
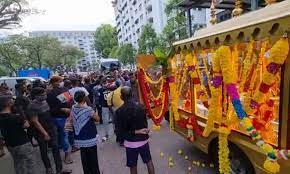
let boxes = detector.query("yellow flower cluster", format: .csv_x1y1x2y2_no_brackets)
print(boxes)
219,46,237,84
245,38,289,115
191,52,209,102
202,85,222,137
202,47,225,137
185,52,195,66
218,127,231,174
249,40,269,93
240,40,254,92
264,159,280,174
169,82,180,121
144,72,164,85
232,45,240,82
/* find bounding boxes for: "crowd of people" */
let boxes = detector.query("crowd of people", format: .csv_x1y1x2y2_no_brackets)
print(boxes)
0,70,155,174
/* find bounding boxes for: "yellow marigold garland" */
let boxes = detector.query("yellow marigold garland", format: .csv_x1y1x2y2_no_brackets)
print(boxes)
193,52,210,103
245,38,289,115
213,38,289,174
218,127,231,174
202,48,222,137
240,40,254,91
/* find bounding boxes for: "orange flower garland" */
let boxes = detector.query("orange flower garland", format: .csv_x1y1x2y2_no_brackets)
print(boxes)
138,68,169,125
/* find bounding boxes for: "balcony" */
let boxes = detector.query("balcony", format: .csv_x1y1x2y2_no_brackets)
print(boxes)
115,14,120,20
148,17,154,23
135,18,139,25
132,0,137,5
124,18,130,26
146,4,152,12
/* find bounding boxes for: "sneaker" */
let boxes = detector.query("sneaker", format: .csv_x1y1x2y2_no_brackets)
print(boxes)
64,153,73,164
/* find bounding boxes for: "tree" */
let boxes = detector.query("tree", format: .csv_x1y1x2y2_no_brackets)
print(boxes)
18,36,61,68
0,38,24,74
0,35,84,74
118,43,136,66
0,0,38,29
162,0,188,46
46,44,85,72
138,24,164,54
94,24,118,58
109,45,119,58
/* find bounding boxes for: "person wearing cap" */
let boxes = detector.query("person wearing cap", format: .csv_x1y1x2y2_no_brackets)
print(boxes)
47,76,73,164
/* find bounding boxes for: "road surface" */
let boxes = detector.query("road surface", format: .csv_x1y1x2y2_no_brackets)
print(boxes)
1,121,216,174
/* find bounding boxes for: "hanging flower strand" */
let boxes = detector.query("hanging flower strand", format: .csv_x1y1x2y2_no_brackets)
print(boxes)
213,37,289,174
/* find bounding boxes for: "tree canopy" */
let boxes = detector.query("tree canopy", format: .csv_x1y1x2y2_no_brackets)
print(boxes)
118,43,136,66
109,44,136,66
0,0,38,29
138,24,164,54
94,24,118,58
0,35,84,74
162,0,188,46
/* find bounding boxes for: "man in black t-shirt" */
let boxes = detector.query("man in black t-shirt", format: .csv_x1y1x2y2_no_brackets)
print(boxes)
116,87,155,174
47,76,72,164
0,95,36,174
27,87,71,174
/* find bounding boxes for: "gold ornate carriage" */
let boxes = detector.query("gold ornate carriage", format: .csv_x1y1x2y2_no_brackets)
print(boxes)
169,1,290,173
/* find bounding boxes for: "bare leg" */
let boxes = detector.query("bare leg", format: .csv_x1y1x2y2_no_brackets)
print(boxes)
146,160,155,174
130,166,138,174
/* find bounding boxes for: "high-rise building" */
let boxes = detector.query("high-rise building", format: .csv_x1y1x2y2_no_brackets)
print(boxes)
112,0,168,49
29,31,99,71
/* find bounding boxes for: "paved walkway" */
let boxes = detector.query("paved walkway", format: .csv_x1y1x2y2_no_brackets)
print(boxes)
1,121,216,174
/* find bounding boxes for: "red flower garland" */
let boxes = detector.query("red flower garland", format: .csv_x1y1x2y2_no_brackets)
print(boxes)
138,68,169,125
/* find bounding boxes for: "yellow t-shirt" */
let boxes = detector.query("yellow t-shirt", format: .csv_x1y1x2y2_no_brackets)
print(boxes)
107,87,124,110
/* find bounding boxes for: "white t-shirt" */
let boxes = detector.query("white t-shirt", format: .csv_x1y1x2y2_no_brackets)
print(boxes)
69,87,89,99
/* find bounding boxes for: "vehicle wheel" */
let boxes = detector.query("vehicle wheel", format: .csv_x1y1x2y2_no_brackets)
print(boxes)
209,140,255,174
229,144,255,174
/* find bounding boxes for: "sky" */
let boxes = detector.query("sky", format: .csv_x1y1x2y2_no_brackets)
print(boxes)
4,0,116,34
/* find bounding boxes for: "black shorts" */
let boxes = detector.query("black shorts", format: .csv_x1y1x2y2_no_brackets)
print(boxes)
126,143,152,167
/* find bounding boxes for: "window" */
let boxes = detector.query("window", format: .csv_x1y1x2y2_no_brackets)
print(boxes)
198,8,202,11
140,14,143,21
139,3,142,11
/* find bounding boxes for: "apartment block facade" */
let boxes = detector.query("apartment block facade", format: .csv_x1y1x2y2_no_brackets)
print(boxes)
112,0,168,49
